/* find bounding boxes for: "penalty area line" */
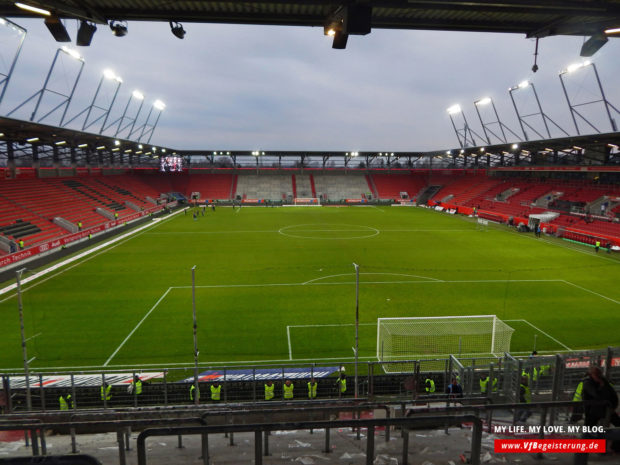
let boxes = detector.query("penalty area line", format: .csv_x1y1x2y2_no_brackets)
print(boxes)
506,319,572,351
103,287,172,366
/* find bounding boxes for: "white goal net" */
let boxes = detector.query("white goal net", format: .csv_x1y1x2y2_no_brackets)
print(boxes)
377,315,514,371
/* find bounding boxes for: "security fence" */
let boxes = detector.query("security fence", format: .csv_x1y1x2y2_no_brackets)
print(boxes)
1,347,618,413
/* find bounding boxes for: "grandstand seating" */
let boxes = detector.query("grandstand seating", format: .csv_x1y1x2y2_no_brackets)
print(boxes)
313,174,370,200
295,174,313,198
0,174,162,248
3,170,620,253
370,173,428,200
235,174,292,201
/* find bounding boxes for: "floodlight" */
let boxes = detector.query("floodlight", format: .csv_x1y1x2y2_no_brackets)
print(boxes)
475,97,492,106
78,143,88,148
77,20,97,46
26,137,39,143
562,61,591,74
169,21,186,39
15,2,50,16
61,46,82,60
103,69,116,80
605,27,620,34
446,151,451,155
332,30,348,49
580,34,608,57
326,28,336,36
132,90,144,100
518,80,529,89
55,140,66,145
139,144,143,149
109,20,128,37
511,143,519,150
459,149,464,154
0,132,4,137
45,15,70,42
480,147,485,152
114,140,120,146
153,99,166,110
96,145,106,150
447,104,461,114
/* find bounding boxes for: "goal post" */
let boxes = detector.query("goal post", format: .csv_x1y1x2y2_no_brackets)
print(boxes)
377,315,514,369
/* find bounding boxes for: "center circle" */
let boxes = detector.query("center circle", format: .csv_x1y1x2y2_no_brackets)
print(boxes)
278,223,380,240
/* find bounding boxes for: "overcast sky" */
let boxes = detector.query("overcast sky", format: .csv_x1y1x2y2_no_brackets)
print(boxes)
1,18,619,152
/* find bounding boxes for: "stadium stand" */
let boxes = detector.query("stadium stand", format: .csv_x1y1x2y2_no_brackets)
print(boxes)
313,174,370,201
370,173,428,201
235,174,292,201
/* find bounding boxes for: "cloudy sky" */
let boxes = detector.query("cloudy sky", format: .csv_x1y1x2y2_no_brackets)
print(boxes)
1,17,619,152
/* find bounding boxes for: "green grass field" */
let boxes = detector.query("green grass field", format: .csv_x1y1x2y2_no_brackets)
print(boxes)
1,205,619,371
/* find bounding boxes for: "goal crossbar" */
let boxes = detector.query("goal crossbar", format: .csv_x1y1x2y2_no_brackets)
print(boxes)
376,315,514,365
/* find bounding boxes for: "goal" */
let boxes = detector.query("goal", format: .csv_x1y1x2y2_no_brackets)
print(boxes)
377,315,514,369
294,197,321,206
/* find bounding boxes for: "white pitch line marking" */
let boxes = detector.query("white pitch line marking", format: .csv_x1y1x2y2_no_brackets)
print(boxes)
103,287,173,366
561,280,620,305
172,279,564,290
287,326,292,361
0,210,183,301
302,272,442,285
514,319,573,351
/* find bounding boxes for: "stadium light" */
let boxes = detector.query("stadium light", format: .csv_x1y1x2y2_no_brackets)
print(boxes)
15,2,50,16
561,61,591,75
78,143,88,148
480,147,485,152
109,20,128,37
26,137,39,143
132,90,144,100
169,21,186,39
77,20,97,46
512,143,519,150
54,140,66,145
114,140,120,146
605,27,620,34
153,99,166,110
60,46,83,61
447,104,461,115
475,97,492,106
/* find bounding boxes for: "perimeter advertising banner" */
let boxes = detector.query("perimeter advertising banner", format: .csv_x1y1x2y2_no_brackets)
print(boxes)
183,366,341,383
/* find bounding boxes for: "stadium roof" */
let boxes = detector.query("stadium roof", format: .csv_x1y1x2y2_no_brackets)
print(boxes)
3,1,620,39
2,115,619,167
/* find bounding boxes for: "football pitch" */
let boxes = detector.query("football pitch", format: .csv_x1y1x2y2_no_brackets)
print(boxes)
1,205,619,371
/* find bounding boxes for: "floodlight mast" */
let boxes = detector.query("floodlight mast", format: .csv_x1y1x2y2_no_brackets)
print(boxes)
0,18,27,109
559,61,619,134
508,80,568,141
7,47,85,125
474,97,516,144
447,105,479,148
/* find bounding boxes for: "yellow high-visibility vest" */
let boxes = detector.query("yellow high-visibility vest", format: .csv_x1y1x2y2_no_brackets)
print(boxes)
264,383,274,400
101,385,112,401
308,382,317,399
283,383,294,399
210,385,221,401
